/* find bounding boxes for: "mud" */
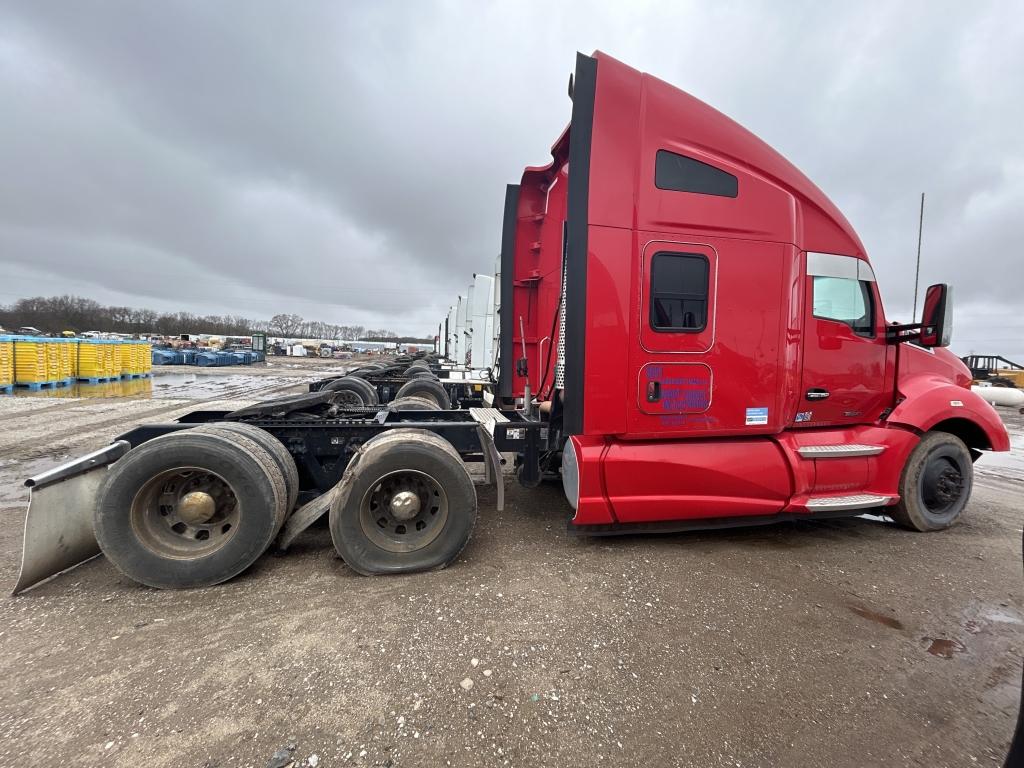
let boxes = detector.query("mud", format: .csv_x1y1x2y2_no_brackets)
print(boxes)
0,383,1021,767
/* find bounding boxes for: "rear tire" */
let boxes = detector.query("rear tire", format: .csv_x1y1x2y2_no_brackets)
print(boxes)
323,376,379,406
890,431,973,531
204,422,299,517
391,395,442,411
329,429,477,574
95,430,284,589
395,378,452,409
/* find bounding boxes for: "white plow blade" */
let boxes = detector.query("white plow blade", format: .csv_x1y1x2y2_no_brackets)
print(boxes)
12,441,130,595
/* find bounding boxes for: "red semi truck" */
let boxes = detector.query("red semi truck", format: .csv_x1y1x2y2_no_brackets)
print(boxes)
499,51,1009,534
13,52,1010,593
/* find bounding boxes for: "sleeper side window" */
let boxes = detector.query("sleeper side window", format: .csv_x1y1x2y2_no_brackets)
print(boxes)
655,150,738,198
812,276,875,337
649,252,709,333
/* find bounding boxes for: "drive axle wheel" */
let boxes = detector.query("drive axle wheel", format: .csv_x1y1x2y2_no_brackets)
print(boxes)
395,378,451,409
323,376,379,406
360,470,449,552
131,468,239,557
95,430,284,589
390,395,442,411
198,422,299,519
890,431,973,531
330,429,477,575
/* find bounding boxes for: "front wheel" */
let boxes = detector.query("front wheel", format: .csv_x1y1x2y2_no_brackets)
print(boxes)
890,431,973,531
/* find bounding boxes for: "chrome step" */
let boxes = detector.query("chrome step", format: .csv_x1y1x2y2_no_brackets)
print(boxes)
797,444,886,458
469,407,509,436
805,493,894,511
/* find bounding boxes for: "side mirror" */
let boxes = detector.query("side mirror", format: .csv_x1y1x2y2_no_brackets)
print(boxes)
919,283,952,347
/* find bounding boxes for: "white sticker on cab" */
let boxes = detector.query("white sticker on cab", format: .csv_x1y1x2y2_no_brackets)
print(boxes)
745,407,769,426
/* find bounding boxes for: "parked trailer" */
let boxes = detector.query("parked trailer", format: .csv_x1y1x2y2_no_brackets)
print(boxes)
13,51,1010,593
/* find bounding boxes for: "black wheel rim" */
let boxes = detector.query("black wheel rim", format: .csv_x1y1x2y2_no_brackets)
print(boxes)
919,454,965,516
359,470,448,553
332,389,364,407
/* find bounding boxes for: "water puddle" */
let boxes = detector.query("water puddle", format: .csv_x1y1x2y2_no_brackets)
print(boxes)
976,417,1024,482
924,637,966,658
6,373,306,402
848,604,905,630
8,378,154,400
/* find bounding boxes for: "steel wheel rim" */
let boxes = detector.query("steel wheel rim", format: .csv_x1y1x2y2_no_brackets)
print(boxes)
920,454,965,516
332,389,365,407
359,469,449,553
130,467,240,558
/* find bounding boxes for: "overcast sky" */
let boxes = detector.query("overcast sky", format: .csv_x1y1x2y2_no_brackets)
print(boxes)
1,1,1021,355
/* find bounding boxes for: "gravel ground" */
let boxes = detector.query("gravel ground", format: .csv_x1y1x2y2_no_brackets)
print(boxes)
0,371,1021,768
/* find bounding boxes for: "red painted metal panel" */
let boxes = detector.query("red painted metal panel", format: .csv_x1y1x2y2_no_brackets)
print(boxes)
568,435,616,526
581,225,631,436
601,437,792,523
797,275,890,427
624,235,788,438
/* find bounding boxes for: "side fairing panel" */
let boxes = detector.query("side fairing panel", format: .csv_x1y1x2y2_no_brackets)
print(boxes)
600,438,792,523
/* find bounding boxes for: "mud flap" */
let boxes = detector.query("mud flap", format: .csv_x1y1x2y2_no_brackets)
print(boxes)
274,486,340,553
12,441,130,595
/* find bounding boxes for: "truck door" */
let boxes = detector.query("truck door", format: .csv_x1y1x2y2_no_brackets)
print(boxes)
798,252,888,426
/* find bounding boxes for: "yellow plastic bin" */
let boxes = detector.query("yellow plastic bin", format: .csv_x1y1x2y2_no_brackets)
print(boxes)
119,341,133,378
53,338,76,383
104,340,119,379
44,338,61,383
140,341,152,375
66,338,79,380
77,339,112,383
0,336,13,393
13,336,50,389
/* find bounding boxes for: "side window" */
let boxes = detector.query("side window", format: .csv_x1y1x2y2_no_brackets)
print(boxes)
812,276,874,337
655,150,738,198
650,252,709,332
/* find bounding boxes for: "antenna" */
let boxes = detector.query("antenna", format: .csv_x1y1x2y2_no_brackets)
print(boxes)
912,192,925,319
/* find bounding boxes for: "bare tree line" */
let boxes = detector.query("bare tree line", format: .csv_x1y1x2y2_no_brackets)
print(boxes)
0,295,425,341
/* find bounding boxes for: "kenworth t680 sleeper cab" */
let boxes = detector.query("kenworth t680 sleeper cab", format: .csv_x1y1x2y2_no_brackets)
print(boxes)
13,52,1009,593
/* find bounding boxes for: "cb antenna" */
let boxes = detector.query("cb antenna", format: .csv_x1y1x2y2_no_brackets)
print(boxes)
912,192,925,318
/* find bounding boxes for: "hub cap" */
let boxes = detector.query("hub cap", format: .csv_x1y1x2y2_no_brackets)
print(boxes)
131,467,240,558
359,470,448,553
921,456,965,515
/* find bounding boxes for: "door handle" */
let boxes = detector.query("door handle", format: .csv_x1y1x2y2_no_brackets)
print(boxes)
646,380,661,402
805,388,830,401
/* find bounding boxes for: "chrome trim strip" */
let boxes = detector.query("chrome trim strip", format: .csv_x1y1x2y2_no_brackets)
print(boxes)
797,444,886,458
806,493,894,511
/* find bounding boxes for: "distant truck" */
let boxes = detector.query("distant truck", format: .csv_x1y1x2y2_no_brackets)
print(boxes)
14,52,1009,595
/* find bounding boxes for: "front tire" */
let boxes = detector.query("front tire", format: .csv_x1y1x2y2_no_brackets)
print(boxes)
890,431,973,531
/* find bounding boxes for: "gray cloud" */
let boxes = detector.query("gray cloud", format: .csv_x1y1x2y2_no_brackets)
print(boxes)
1,1,1021,354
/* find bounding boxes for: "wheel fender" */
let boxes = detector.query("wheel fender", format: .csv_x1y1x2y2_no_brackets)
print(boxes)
887,376,1010,451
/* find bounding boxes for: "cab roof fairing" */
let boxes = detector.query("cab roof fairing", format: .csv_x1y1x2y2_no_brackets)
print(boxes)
588,51,868,260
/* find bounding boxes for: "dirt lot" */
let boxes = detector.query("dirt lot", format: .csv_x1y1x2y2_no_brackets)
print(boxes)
0,365,1021,767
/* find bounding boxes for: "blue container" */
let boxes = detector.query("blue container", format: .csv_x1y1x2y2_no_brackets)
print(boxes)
196,352,219,366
